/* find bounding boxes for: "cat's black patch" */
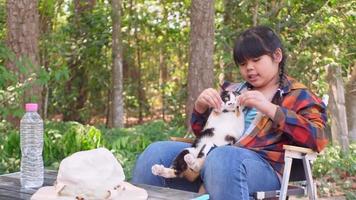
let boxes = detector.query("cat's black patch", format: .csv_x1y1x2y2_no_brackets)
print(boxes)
197,144,206,158
225,135,237,144
191,128,215,148
200,128,215,137
171,149,190,176
220,91,231,103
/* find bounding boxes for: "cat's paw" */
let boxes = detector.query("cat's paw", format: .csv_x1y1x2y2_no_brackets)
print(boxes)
184,154,196,166
151,164,165,176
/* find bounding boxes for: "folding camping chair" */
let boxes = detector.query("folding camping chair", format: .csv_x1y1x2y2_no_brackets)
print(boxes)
253,145,318,200
170,137,319,200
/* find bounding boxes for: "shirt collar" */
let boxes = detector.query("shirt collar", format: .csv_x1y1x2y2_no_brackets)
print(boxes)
280,75,308,94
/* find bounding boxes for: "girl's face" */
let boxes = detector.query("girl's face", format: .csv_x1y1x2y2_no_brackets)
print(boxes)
239,50,282,90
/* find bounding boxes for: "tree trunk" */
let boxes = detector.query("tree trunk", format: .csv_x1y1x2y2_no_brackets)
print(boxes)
346,63,356,142
39,1,54,120
110,0,124,128
186,0,215,129
6,0,41,124
252,0,259,26
133,3,146,124
327,64,349,151
222,0,234,82
62,0,95,123
159,48,168,121
136,46,144,124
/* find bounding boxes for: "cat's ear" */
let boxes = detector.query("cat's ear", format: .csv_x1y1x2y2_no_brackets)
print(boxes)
218,73,224,87
219,80,230,92
219,84,226,91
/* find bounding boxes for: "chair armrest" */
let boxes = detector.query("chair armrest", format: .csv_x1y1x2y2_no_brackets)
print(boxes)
283,145,315,154
283,145,318,161
170,137,194,144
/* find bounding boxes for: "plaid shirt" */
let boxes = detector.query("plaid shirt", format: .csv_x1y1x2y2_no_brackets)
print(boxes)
190,76,328,176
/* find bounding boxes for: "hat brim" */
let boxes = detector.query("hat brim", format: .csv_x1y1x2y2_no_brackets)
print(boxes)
114,182,148,200
31,182,148,200
31,186,71,200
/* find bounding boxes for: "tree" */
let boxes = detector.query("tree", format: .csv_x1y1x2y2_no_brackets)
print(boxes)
186,0,215,128
327,64,349,151
38,0,60,120
346,63,356,142
62,0,98,123
6,0,41,121
110,0,124,128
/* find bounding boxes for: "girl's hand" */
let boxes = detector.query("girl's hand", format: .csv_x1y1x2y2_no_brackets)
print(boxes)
238,90,277,118
194,88,222,113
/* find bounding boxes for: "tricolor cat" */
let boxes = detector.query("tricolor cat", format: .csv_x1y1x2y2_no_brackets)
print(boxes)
152,90,245,182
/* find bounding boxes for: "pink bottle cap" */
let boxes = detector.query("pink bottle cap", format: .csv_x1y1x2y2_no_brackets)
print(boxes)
25,103,38,112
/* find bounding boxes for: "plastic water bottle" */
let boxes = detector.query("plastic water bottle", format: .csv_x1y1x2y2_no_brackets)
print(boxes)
20,103,44,188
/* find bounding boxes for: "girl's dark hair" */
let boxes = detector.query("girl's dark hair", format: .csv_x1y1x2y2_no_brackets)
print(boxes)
233,26,287,104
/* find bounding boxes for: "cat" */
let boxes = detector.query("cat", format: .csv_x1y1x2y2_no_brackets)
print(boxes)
151,90,245,182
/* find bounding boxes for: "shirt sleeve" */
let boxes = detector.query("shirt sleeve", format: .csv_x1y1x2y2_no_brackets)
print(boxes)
272,89,328,152
190,108,211,137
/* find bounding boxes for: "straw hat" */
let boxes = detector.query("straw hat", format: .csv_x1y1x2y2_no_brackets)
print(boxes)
31,148,148,200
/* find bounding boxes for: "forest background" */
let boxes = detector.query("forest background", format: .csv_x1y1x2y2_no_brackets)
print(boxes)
0,0,355,198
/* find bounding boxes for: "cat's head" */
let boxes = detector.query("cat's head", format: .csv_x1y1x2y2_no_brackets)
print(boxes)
220,90,240,113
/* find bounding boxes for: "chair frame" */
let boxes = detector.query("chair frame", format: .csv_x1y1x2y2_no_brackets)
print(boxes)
253,145,318,200
170,137,319,200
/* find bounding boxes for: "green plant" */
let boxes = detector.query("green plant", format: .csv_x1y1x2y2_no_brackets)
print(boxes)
0,121,106,174
0,120,185,180
313,143,356,197
100,120,187,179
314,143,356,177
0,121,20,173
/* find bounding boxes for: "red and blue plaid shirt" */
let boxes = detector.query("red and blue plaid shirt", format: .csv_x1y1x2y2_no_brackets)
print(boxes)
190,76,328,176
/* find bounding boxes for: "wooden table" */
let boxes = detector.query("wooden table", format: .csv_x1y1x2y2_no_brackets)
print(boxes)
0,170,200,200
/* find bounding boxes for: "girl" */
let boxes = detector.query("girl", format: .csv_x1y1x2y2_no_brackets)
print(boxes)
132,26,328,200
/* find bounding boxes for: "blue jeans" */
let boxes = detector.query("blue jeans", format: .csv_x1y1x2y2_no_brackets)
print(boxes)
132,141,281,200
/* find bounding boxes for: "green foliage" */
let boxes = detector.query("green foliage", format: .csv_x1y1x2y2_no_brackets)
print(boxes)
0,0,354,127
313,143,356,197
0,121,20,173
0,44,23,119
0,121,105,173
101,120,186,179
0,120,186,180
4,0,353,125
314,143,356,177
0,43,50,119
60,123,102,155
38,0,112,122
43,121,105,169
0,0,5,40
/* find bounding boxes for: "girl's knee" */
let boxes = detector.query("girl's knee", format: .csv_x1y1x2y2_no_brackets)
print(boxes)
138,141,190,165
203,146,237,175
206,145,239,162
202,146,253,175
144,141,166,154
143,141,177,156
